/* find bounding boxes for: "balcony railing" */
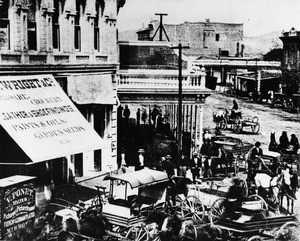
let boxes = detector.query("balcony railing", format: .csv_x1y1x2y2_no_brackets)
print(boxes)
118,70,207,90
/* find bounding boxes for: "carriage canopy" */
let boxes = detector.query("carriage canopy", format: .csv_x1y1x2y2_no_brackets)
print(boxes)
104,168,169,188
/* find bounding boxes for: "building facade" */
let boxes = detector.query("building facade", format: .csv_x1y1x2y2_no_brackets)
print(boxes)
118,41,214,162
148,19,244,58
280,28,300,96
0,0,125,188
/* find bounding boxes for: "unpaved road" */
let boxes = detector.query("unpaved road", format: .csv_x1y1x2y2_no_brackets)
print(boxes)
203,93,300,219
203,93,300,150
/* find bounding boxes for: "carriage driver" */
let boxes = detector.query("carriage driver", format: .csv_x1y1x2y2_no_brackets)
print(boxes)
231,99,239,118
248,141,263,181
250,141,263,168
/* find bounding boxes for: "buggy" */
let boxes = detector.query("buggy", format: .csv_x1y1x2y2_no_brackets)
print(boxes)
214,108,260,134
101,168,170,240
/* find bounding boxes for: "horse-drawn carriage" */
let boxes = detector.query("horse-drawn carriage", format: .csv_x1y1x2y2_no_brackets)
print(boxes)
184,174,299,241
213,107,260,134
100,168,171,240
211,135,253,175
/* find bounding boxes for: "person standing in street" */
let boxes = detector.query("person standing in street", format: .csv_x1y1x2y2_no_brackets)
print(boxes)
151,105,159,127
141,110,148,126
123,105,131,127
136,108,141,127
179,153,189,177
190,152,201,183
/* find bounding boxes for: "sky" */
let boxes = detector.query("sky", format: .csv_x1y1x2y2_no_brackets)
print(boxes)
118,0,300,37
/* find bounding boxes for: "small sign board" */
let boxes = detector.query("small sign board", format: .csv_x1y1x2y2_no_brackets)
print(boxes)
0,175,36,239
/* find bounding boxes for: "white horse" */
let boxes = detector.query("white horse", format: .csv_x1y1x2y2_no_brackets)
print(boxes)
254,172,282,210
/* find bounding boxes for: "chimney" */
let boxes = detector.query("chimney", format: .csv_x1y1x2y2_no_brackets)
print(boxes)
236,42,240,57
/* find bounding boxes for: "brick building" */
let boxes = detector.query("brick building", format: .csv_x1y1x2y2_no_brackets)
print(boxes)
0,0,125,190
138,19,244,58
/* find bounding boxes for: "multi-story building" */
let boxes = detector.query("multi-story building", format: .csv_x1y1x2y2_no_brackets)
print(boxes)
136,19,244,58
0,0,125,189
280,28,300,96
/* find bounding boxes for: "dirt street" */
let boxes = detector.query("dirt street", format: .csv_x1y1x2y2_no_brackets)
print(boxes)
203,93,300,218
203,93,300,150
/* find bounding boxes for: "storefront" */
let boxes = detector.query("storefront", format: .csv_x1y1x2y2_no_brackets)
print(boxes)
0,74,110,186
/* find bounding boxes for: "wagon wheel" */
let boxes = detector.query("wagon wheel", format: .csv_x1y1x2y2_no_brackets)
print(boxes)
208,197,226,224
181,195,206,222
233,117,242,133
247,235,262,241
219,118,227,130
124,225,150,241
238,179,248,198
248,194,268,211
275,221,298,241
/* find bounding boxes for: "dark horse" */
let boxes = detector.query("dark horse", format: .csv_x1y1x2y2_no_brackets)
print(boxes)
219,149,234,175
146,208,221,241
269,132,279,152
59,206,110,240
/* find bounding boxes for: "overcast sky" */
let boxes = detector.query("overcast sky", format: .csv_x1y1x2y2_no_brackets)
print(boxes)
118,0,300,37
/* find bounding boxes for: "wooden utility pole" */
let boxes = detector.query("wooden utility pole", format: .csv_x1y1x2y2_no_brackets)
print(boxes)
152,13,170,41
171,43,190,157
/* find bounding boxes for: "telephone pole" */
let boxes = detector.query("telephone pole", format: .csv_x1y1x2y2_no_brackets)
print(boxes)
152,13,170,41
171,43,189,157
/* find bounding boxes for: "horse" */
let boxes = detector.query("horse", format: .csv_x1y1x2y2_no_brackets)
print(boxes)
57,205,110,240
254,172,282,211
279,167,298,214
152,208,221,241
167,176,192,206
218,149,234,175
178,221,223,241
269,132,279,152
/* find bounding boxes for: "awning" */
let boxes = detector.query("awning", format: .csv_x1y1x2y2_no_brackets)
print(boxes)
67,74,116,105
104,168,169,188
0,75,109,163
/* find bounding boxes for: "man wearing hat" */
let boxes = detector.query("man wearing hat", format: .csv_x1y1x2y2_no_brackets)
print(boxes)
250,142,263,162
190,152,201,183
249,141,263,180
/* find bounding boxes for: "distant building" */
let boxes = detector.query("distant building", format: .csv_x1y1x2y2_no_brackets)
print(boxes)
137,19,244,58
280,28,300,96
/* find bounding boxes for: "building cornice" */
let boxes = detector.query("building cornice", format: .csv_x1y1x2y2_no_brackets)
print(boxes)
0,64,118,76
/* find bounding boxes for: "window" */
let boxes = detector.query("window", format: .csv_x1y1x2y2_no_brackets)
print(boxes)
216,33,220,41
0,1,9,50
52,0,60,50
28,0,37,50
28,21,37,50
75,0,81,51
203,32,207,48
94,1,100,51
74,25,81,50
